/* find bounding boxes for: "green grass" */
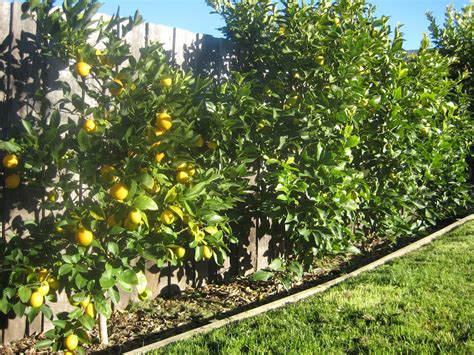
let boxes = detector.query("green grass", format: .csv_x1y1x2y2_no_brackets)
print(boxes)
152,221,474,354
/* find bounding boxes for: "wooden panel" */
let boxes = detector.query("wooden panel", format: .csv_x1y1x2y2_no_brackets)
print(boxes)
173,27,197,67
123,22,147,60
147,23,174,57
0,2,11,106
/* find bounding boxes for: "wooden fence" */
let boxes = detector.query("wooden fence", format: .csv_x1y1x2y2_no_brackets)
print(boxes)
0,2,275,344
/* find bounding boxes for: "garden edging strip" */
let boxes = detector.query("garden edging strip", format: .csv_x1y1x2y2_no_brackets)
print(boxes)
125,214,474,354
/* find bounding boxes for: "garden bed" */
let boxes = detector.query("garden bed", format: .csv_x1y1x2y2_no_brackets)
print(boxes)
1,214,471,354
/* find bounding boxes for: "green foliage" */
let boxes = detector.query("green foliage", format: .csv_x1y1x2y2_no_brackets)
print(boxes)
427,4,473,101
208,0,472,269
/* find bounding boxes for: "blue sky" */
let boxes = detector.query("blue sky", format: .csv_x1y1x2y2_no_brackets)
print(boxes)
99,0,470,50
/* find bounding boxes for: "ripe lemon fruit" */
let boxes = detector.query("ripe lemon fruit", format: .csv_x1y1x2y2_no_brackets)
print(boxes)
83,119,96,134
123,217,138,231
100,165,117,183
29,291,44,308
47,277,60,291
207,141,217,150
85,303,95,318
37,281,50,296
155,152,165,164
138,289,152,301
187,167,196,177
156,112,172,131
315,55,325,66
160,78,172,87
203,245,213,260
64,351,74,355
109,79,124,96
75,227,93,247
110,182,129,201
79,296,90,309
2,154,19,169
128,210,142,224
75,61,91,77
176,162,187,170
5,174,20,189
160,210,175,225
176,171,189,184
64,334,79,351
175,246,186,259
334,17,341,27
278,26,286,35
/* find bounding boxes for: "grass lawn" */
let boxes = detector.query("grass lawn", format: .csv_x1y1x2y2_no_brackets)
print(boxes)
153,221,474,354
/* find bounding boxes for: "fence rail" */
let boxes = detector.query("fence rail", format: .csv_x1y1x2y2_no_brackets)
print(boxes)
0,2,273,344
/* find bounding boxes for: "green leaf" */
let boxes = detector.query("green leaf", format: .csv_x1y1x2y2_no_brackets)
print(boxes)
18,286,32,303
133,195,158,210
79,314,96,330
118,269,138,286
251,270,273,282
345,136,360,148
99,273,115,289
35,339,55,349
164,185,178,203
107,242,119,256
59,264,74,276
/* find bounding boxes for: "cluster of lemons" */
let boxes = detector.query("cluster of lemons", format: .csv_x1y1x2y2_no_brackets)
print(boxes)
2,154,21,189
27,268,59,309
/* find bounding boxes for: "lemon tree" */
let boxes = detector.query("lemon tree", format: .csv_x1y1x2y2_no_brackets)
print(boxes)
208,0,472,284
0,0,248,352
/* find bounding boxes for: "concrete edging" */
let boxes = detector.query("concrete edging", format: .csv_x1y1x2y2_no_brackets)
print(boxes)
125,214,474,354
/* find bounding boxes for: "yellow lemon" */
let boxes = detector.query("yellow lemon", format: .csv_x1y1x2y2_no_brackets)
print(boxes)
64,334,79,351
160,78,172,87
278,26,286,35
203,245,213,260
37,281,50,296
315,55,325,66
100,165,117,183
155,152,165,164
128,210,142,224
5,174,20,189
79,296,90,309
75,61,91,77
110,182,128,201
334,17,341,27
109,79,124,96
75,227,93,247
123,217,138,231
2,154,19,169
83,119,96,134
176,171,189,184
176,162,187,170
29,291,44,308
175,246,186,259
160,210,175,225
85,303,95,318
156,113,172,131
187,168,196,177
207,141,217,150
